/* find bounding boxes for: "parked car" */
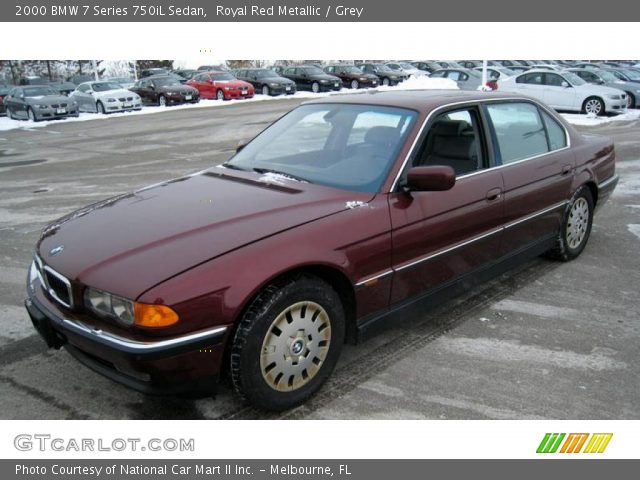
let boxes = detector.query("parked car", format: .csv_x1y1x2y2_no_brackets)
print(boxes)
385,62,428,77
499,69,627,115
198,64,229,72
70,81,142,114
130,75,199,106
279,65,341,93
528,64,563,71
25,90,618,411
173,69,199,81
568,68,640,108
187,71,255,100
232,68,296,96
19,76,48,85
435,61,468,69
4,85,79,121
0,85,11,116
572,62,601,70
429,68,494,90
601,67,640,86
140,68,170,78
509,65,531,73
458,60,483,69
104,77,136,89
357,63,405,86
323,64,378,89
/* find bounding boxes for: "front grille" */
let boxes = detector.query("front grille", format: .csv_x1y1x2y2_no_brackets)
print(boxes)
50,103,68,108
118,97,125,101
35,256,73,309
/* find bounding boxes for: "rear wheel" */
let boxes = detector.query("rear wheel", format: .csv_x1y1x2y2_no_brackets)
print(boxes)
230,274,345,411
582,97,605,116
547,186,594,261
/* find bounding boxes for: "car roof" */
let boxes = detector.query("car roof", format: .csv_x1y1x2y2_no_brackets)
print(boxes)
303,90,530,112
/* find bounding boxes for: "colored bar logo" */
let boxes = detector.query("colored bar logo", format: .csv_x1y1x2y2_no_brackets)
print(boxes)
537,433,612,453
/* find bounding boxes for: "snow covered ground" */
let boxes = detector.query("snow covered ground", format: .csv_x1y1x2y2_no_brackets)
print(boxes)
561,109,640,126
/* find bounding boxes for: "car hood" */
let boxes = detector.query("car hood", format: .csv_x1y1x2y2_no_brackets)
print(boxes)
309,73,341,82
95,88,136,98
263,77,295,85
37,168,373,298
158,85,198,94
26,94,71,104
576,84,626,96
213,79,252,88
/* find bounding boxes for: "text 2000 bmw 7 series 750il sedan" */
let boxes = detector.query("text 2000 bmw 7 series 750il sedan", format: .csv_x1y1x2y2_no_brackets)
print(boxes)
25,90,618,411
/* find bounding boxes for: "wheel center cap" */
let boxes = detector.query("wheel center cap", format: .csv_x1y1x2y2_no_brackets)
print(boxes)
291,339,305,355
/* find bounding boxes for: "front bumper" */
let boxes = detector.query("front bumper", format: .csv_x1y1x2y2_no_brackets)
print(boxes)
25,274,228,396
104,100,142,112
267,84,296,95
35,106,79,119
604,97,628,113
222,89,254,100
166,93,199,104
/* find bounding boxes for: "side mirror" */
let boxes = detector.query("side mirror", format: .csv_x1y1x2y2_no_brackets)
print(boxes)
236,141,247,153
149,84,155,90
597,79,605,85
405,166,456,192
561,81,570,88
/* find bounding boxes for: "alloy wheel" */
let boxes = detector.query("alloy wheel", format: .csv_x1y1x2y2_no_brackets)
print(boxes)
584,98,602,115
566,197,590,249
262,85,270,96
217,90,225,100
158,95,167,107
260,301,332,392
351,79,359,89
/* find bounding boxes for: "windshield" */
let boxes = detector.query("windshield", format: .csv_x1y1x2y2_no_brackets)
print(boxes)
342,66,362,74
562,72,586,86
399,63,416,70
375,65,393,73
622,69,640,80
254,70,273,78
24,87,58,97
153,77,181,87
91,82,123,92
212,73,236,81
598,70,619,82
301,66,325,75
224,104,418,193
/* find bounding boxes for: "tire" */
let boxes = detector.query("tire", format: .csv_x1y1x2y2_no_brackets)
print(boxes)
158,95,167,107
626,92,635,109
262,85,270,96
547,186,594,261
96,101,106,114
230,274,345,411
27,107,37,122
7,108,16,120
382,77,390,86
216,89,225,101
350,79,359,89
582,97,605,116
311,82,320,94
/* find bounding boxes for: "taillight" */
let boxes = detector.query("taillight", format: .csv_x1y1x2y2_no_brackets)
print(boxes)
486,80,498,90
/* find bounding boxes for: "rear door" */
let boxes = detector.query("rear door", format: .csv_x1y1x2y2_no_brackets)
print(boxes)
514,72,546,102
543,72,577,110
483,101,574,256
389,105,505,304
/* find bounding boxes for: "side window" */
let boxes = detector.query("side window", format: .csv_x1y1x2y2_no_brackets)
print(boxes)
485,102,549,164
413,108,485,176
545,73,564,87
540,110,567,151
430,71,445,78
325,66,334,73
284,68,295,75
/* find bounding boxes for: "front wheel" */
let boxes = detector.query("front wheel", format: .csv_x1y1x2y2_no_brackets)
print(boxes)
547,186,594,261
382,77,390,86
350,79,359,89
582,97,605,116
96,101,106,114
216,89,225,101
626,92,635,109
262,85,270,96
311,82,320,93
7,107,16,120
27,107,37,122
230,274,345,411
158,95,167,107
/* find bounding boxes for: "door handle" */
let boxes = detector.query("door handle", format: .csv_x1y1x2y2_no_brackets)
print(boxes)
486,187,502,201
561,164,572,175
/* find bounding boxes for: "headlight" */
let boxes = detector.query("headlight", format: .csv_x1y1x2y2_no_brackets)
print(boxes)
134,95,141,100
269,83,279,87
84,287,179,328
35,104,48,109
224,87,231,91
320,79,328,83
107,98,117,102
360,77,367,81
391,76,398,80
608,94,621,99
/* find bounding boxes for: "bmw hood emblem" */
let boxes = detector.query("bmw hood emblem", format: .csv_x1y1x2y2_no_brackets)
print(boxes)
49,245,64,256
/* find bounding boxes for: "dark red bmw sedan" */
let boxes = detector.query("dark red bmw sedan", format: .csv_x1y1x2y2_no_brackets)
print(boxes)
25,90,618,411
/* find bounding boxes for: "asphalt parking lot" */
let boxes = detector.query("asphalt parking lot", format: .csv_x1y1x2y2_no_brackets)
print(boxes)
1,100,639,420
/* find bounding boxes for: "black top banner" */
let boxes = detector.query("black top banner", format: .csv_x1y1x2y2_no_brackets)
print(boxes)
7,0,640,21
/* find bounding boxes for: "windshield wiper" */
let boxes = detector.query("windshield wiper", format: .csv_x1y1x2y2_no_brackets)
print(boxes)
220,162,247,171
252,168,310,183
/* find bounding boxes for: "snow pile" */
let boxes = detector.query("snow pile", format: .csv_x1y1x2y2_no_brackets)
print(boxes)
377,76,458,91
561,109,640,126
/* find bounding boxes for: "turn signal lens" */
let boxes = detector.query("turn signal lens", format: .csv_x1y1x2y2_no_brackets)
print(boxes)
134,303,179,328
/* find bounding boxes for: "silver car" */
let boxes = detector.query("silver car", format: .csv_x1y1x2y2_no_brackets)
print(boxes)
499,69,627,115
428,68,490,90
3,85,79,121
569,68,640,108
70,81,142,114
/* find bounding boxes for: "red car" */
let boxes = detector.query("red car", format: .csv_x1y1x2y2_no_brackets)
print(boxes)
26,91,617,411
187,71,255,100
